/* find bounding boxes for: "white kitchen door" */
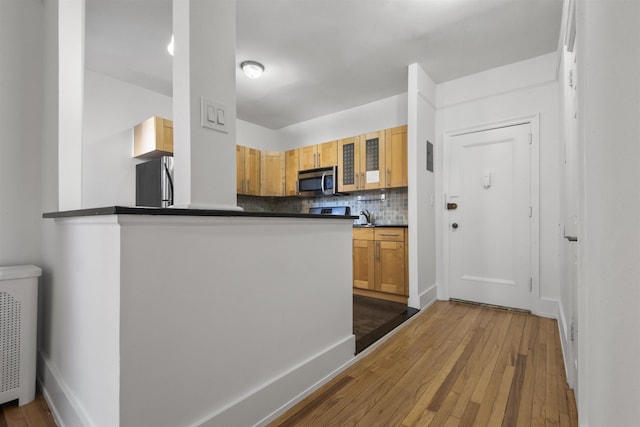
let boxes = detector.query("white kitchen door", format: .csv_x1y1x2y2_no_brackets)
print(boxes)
447,123,532,310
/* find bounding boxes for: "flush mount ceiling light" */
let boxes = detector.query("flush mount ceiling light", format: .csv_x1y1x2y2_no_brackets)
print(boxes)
241,61,264,79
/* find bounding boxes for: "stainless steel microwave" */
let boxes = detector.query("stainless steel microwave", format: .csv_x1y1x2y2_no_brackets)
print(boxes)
297,166,346,197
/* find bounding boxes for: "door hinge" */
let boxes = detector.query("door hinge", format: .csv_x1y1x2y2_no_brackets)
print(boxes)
529,278,533,292
528,133,533,144
570,321,575,342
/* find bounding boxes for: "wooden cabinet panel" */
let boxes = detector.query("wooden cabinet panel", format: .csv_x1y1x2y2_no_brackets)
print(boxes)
385,125,408,188
361,130,386,190
299,145,317,170
133,116,173,159
353,239,375,290
353,227,408,298
299,141,338,170
244,147,261,196
338,130,388,192
236,145,245,194
318,140,337,167
261,151,285,197
237,146,261,196
375,240,406,295
338,136,361,192
285,149,299,196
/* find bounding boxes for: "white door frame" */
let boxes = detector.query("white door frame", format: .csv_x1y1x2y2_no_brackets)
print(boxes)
441,114,540,310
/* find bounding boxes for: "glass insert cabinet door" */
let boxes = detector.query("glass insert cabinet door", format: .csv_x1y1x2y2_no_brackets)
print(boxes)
338,131,386,192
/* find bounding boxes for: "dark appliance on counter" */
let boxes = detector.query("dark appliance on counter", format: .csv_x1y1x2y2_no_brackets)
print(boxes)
136,156,174,208
308,206,351,216
298,165,347,197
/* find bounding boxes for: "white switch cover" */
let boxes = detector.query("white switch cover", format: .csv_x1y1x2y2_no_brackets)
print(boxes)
201,97,228,133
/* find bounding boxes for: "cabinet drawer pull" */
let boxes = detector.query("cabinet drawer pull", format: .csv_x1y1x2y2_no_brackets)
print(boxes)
378,233,400,237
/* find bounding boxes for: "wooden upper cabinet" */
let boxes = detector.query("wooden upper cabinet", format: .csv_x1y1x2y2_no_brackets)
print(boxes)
133,116,173,159
385,125,408,188
338,130,386,191
244,147,261,196
299,145,317,170
285,149,299,196
236,145,245,194
299,141,338,170
360,130,386,190
261,151,285,197
237,145,261,196
338,136,361,192
318,140,337,167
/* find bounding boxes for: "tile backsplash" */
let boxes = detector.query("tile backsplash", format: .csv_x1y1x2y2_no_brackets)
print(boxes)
238,187,408,225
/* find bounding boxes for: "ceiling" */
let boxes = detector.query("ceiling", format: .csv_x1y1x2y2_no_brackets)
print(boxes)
85,0,563,130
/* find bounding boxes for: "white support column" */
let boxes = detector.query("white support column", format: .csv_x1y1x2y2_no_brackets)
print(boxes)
172,0,240,210
58,0,84,210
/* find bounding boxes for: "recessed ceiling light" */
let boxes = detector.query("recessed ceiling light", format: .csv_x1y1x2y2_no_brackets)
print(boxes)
241,61,264,79
167,34,174,56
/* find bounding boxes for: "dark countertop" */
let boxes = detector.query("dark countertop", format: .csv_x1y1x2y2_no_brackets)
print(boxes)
43,206,358,220
353,224,408,228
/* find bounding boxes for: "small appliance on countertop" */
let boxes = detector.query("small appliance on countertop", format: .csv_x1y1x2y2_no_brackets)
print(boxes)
308,206,351,216
136,156,174,208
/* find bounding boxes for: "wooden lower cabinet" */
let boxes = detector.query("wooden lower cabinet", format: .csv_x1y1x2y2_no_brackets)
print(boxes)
353,227,408,302
353,228,375,291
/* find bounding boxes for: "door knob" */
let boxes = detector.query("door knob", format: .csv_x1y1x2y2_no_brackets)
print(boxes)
451,223,459,229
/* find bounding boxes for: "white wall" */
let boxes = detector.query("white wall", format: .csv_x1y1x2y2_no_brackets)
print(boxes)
58,0,84,211
407,64,437,309
44,215,354,427
237,119,281,151
576,1,640,425
82,71,173,208
0,0,44,266
83,70,279,207
436,53,561,316
278,93,408,150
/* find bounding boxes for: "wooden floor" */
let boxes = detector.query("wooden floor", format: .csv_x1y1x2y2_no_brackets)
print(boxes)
0,392,56,427
270,301,578,427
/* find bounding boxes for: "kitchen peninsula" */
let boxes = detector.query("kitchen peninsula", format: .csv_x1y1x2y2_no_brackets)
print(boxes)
43,207,356,427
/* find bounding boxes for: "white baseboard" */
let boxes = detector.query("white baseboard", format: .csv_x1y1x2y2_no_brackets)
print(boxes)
556,300,575,389
37,352,95,427
192,335,356,427
420,284,439,309
532,297,559,319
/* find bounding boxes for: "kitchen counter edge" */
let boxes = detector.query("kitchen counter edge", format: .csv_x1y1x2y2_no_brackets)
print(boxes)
43,206,358,220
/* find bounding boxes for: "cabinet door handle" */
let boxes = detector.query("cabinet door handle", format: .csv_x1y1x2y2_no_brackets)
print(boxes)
361,173,365,188
386,169,390,185
243,179,246,194
318,153,321,166
247,179,250,193
376,242,380,261
295,180,299,195
313,153,317,168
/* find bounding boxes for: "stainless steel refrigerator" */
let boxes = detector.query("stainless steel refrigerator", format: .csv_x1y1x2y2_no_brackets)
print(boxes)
135,156,174,207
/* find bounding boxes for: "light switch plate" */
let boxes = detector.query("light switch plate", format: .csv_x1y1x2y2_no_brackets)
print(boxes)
201,97,228,133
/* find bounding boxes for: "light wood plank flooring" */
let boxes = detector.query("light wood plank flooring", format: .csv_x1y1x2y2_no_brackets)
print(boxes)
0,392,56,427
270,301,578,427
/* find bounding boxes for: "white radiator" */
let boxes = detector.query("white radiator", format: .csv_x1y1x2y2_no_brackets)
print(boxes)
0,265,41,406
